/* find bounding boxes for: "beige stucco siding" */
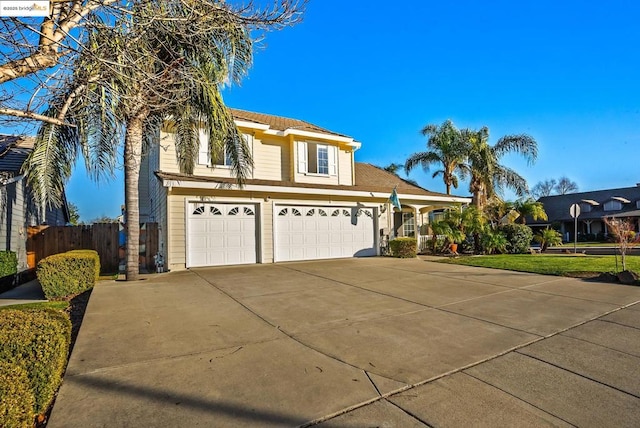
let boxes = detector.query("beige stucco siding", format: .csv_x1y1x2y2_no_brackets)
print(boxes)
167,193,186,270
338,149,353,186
261,202,273,263
252,136,285,181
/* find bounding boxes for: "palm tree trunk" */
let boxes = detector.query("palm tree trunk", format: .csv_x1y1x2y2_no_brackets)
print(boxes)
124,114,146,281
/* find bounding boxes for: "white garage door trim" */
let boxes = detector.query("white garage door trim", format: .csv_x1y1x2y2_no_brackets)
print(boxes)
186,201,259,268
274,204,377,262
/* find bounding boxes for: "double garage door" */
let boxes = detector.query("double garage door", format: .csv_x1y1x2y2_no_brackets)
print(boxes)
186,202,376,267
275,205,376,261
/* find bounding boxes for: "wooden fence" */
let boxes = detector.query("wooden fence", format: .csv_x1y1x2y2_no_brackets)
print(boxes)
27,223,158,274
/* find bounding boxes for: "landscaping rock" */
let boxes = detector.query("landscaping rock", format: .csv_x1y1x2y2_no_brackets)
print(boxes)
617,270,640,285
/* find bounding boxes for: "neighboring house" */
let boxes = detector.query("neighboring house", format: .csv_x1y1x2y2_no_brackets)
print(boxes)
139,109,470,270
530,184,640,241
0,135,70,270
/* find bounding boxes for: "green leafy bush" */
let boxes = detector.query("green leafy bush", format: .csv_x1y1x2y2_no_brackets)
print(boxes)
534,229,563,252
390,237,417,258
37,250,100,300
0,309,71,416
0,251,17,277
0,361,35,428
498,224,534,254
482,229,508,254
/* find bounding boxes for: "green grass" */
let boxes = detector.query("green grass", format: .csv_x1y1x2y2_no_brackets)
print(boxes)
441,254,640,276
0,301,69,312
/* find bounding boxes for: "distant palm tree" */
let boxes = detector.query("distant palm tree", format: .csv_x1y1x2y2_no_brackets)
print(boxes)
514,198,548,224
460,127,537,208
405,120,466,194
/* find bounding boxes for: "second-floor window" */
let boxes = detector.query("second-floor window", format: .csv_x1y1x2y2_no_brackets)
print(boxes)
297,141,337,176
604,200,622,211
197,130,236,167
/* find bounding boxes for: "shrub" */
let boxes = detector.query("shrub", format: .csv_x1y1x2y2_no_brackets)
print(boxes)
534,228,563,252
0,361,35,428
0,251,17,278
482,229,508,254
37,250,100,300
389,237,417,258
0,309,71,416
498,223,534,254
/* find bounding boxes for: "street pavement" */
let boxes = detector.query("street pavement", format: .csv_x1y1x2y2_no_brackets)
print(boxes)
48,257,640,427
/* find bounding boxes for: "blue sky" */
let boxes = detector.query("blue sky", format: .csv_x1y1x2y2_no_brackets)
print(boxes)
65,0,640,221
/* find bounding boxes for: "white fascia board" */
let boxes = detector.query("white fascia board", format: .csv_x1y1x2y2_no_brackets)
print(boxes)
261,128,355,144
234,120,270,131
348,141,362,151
161,178,471,204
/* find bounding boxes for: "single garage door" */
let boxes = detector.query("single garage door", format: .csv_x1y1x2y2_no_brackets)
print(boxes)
276,205,376,262
187,202,257,267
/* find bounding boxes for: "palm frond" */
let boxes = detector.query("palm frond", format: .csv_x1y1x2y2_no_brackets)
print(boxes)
23,111,79,208
493,134,538,165
405,151,441,173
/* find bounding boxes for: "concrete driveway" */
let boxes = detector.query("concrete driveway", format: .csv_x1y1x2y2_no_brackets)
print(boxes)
49,257,640,427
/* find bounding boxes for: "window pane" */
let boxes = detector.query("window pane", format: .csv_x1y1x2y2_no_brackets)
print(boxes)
308,142,318,173
402,212,415,237
317,146,329,174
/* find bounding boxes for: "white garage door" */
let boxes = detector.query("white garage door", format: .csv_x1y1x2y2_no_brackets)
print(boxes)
187,202,257,267
276,205,376,262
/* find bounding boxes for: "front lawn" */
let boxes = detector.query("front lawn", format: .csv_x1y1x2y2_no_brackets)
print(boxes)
441,254,640,276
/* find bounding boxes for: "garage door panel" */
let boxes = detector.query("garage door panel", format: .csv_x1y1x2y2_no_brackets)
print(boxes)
276,205,375,262
187,203,257,267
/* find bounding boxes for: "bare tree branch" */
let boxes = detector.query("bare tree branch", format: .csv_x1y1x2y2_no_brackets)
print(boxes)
0,106,75,126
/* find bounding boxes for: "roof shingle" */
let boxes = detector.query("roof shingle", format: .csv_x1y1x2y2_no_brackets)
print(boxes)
229,108,352,138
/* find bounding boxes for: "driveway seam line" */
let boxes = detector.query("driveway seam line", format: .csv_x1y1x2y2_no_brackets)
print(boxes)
598,318,640,331
514,350,640,399
383,398,434,427
63,340,282,377
282,265,545,337
462,371,579,427
191,269,409,385
304,300,638,426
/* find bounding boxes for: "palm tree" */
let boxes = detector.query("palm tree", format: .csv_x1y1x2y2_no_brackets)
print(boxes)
405,120,466,195
24,1,259,280
514,198,548,224
460,127,538,208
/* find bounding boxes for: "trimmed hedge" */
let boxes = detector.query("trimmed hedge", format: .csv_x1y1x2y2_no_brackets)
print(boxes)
37,250,100,300
0,309,71,418
0,361,35,428
390,237,418,258
0,250,17,278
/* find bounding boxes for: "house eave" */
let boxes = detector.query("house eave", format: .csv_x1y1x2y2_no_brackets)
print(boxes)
160,177,471,204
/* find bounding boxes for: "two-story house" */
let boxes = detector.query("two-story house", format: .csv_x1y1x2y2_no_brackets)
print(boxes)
140,109,470,271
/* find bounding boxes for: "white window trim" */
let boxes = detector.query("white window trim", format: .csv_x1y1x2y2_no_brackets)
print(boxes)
198,131,251,169
297,141,338,177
